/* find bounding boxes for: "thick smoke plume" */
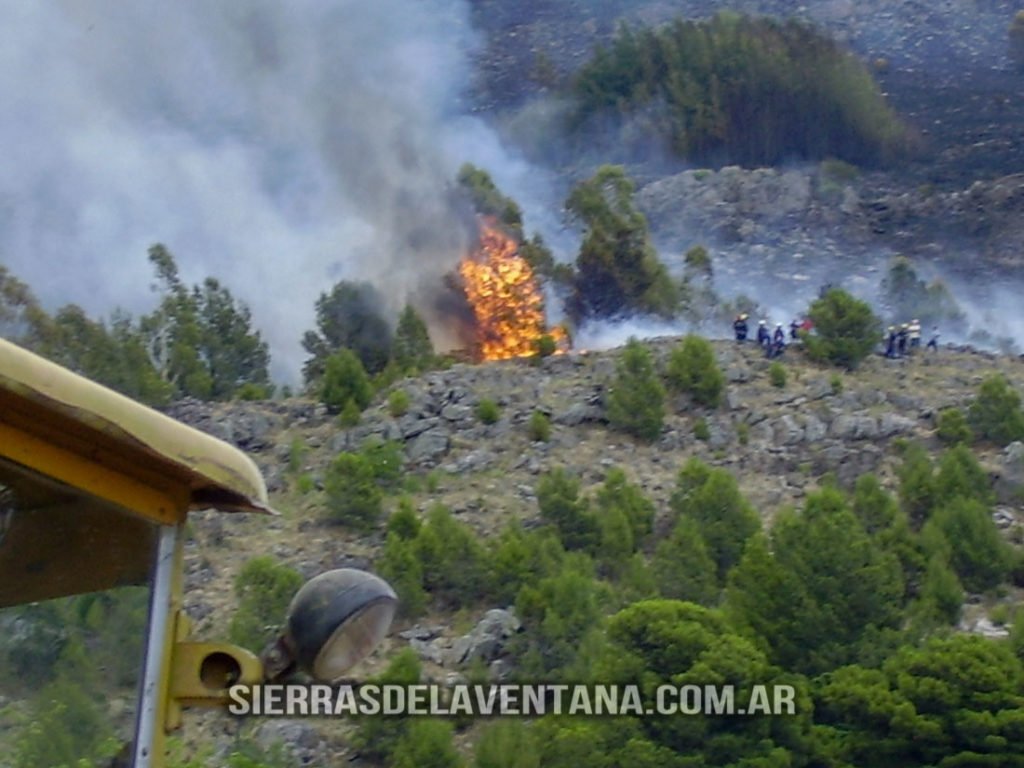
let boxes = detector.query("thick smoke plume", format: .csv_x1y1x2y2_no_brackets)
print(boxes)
0,1,538,381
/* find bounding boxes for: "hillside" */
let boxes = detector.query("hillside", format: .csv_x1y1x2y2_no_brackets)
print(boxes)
3,3,1024,765
160,337,1024,763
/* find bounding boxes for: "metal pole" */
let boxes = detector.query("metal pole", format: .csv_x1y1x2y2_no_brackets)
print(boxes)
133,523,182,768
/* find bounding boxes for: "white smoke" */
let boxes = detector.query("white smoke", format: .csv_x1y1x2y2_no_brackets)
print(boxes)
0,1,544,382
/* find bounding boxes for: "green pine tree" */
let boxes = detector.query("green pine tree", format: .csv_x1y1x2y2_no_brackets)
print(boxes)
606,338,666,442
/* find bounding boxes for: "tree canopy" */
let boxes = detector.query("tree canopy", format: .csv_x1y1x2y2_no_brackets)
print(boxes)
571,13,907,166
565,166,679,322
302,280,393,381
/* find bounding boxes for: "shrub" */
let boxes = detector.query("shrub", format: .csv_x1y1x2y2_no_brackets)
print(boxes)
413,506,488,605
513,560,605,677
769,361,787,388
387,498,422,540
534,334,558,358
693,418,710,441
223,739,296,768
968,374,1024,446
830,373,844,395
607,338,666,441
339,398,362,426
821,158,860,183
378,533,427,620
476,398,501,425
917,554,965,625
897,441,937,525
391,719,463,768
320,348,373,414
390,304,435,374
352,649,423,763
360,438,405,490
229,556,304,653
736,422,750,445
324,452,383,529
291,473,314,495
388,389,411,417
595,504,634,577
923,497,1012,592
937,407,972,445
235,382,271,401
486,526,567,605
665,335,725,407
528,410,552,442
474,721,541,768
595,468,654,543
13,677,117,768
537,468,598,551
671,459,760,580
805,288,881,370
934,444,994,507
651,517,719,604
286,437,307,474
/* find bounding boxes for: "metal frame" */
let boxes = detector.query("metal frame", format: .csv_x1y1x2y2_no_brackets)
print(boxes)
0,338,276,767
134,524,184,768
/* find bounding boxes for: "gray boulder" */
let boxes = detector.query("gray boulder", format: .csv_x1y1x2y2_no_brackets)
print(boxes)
830,413,880,441
407,428,451,463
878,412,916,438
444,608,521,667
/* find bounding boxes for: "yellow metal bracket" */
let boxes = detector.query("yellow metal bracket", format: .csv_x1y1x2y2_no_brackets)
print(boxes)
166,610,264,730
170,640,264,708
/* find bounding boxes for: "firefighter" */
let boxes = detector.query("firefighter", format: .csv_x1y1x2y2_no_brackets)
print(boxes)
773,324,787,358
757,320,770,349
908,318,921,349
789,318,801,341
897,323,909,356
734,313,749,342
927,326,940,351
885,326,897,358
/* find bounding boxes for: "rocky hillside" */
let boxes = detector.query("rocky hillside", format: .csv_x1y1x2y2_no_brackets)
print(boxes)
170,338,1024,763
472,0,1024,186
469,1,1024,283
636,163,1024,282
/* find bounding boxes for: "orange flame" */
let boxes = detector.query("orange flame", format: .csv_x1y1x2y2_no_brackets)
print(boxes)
458,219,566,361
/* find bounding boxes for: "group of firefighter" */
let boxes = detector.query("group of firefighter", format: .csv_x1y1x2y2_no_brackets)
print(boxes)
733,313,941,359
883,319,940,358
732,314,812,359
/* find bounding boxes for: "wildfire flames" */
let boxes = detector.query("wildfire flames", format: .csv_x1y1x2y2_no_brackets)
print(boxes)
458,219,566,361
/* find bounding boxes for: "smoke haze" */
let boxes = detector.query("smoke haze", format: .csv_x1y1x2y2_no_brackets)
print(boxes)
3,1,1021,383
0,1,534,381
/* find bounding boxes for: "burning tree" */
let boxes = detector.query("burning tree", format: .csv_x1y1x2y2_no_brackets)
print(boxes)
457,218,567,362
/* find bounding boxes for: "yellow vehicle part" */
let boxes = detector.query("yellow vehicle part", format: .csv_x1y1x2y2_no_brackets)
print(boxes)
0,335,274,606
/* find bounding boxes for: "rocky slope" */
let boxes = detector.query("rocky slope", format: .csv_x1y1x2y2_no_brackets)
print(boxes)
471,0,1024,186
169,338,1024,763
470,1,1024,283
635,163,1024,286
